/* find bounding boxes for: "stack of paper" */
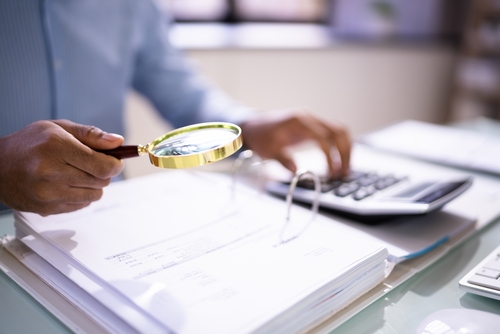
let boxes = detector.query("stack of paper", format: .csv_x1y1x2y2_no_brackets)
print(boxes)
360,119,500,175
11,170,391,334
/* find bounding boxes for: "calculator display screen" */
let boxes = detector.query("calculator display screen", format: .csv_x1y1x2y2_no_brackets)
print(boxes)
414,181,467,204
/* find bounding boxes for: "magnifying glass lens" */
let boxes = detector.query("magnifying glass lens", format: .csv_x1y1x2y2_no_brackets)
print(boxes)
151,127,239,157
98,122,242,168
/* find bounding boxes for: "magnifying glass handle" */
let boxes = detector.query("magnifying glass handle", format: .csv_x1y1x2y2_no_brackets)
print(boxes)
96,146,139,159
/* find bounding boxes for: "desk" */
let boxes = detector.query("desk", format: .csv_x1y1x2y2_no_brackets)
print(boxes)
2,118,500,333
334,216,500,333
2,210,500,334
0,212,70,333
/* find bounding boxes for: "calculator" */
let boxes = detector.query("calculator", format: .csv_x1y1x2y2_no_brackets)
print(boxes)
265,170,473,223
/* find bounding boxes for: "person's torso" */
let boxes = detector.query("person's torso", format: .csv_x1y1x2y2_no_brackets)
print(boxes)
0,0,147,136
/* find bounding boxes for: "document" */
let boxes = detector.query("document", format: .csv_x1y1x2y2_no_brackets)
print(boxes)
0,236,139,334
13,171,389,334
360,119,500,175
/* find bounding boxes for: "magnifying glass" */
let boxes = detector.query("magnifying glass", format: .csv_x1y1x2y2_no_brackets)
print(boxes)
99,122,243,169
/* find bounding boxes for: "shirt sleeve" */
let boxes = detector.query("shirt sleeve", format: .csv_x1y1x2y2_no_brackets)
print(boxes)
131,1,257,129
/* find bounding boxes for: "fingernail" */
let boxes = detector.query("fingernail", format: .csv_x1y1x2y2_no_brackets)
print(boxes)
102,133,124,142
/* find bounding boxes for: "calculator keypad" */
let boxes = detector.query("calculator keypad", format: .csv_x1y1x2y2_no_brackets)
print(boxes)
291,171,403,201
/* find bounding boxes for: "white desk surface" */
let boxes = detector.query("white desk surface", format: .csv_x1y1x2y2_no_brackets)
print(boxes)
2,118,500,333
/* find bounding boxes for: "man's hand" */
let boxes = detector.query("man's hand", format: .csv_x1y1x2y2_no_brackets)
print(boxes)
0,120,125,215
240,111,351,177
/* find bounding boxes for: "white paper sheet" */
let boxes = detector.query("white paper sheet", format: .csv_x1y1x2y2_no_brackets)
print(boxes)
0,236,139,334
360,119,500,175
16,171,388,334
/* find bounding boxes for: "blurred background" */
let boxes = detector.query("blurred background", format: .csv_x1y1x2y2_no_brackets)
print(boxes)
125,0,500,178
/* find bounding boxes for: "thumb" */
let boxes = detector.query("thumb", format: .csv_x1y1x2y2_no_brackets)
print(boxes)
52,119,124,150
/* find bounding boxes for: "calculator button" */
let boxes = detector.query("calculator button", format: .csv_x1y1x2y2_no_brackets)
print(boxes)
374,176,399,190
320,179,343,192
343,171,367,182
352,187,377,201
334,183,360,197
295,178,341,193
357,174,380,187
295,179,322,191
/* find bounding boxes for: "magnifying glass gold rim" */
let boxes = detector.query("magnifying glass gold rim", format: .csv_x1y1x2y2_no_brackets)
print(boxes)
144,122,243,169
98,122,243,169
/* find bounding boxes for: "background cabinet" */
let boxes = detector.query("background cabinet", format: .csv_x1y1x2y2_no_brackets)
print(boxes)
448,0,500,121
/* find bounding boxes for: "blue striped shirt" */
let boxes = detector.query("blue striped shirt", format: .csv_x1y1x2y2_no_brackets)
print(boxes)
0,0,254,138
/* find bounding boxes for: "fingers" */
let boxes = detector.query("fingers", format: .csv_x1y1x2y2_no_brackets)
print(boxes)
240,112,352,177
314,118,351,177
54,119,124,150
52,120,125,179
39,203,92,217
16,160,108,215
0,120,125,216
33,186,104,216
272,151,298,174
333,126,351,176
284,114,352,177
32,158,113,189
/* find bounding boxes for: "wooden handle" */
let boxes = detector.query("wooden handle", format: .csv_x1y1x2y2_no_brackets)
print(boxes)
97,145,140,159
